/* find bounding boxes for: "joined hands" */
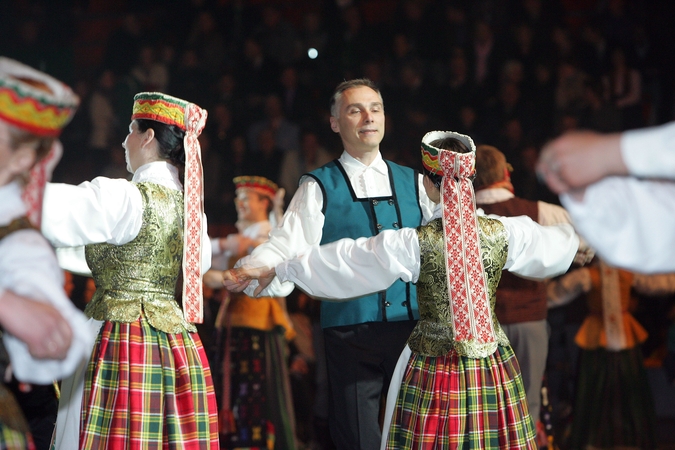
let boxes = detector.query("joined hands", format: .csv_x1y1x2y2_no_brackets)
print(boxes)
221,266,276,297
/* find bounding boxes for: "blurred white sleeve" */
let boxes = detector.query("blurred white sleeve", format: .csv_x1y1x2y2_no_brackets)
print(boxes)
0,230,95,384
561,176,675,273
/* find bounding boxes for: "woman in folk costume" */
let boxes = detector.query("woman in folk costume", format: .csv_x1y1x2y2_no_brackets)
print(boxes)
547,258,675,449
204,176,297,450
44,92,219,449
0,57,93,450
224,131,581,449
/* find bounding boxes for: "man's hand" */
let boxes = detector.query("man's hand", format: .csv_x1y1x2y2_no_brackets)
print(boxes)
536,131,627,194
222,266,276,297
221,268,252,292
0,290,72,360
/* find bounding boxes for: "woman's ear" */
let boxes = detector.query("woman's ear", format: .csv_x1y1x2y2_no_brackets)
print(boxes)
142,127,155,147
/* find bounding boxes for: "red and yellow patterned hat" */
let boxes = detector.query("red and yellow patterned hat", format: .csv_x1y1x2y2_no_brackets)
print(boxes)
420,130,475,175
131,92,189,130
0,57,79,137
233,175,279,199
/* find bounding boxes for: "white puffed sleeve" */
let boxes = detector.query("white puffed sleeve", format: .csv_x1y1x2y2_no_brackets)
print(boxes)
43,177,143,247
0,230,95,384
275,228,420,300
499,215,578,279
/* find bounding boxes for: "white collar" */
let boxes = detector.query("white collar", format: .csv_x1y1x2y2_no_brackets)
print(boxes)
338,150,388,176
132,161,182,190
474,187,514,204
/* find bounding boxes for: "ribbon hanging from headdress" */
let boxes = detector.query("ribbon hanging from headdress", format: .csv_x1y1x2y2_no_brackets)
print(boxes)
599,260,627,351
181,103,207,323
132,92,208,323
421,131,496,345
22,140,62,227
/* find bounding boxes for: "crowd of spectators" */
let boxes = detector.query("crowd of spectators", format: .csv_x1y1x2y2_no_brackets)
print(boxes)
2,0,674,225
3,0,675,446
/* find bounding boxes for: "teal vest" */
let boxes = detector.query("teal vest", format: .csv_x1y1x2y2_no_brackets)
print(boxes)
307,159,422,328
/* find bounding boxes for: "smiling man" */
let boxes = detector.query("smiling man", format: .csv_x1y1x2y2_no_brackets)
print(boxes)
225,78,436,449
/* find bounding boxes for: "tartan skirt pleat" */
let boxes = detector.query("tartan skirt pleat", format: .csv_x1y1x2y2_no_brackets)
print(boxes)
567,347,657,450
0,425,34,450
0,382,34,450
80,318,219,449
386,345,537,450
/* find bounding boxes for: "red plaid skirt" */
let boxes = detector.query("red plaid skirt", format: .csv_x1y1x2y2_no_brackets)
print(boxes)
80,318,219,449
385,345,537,449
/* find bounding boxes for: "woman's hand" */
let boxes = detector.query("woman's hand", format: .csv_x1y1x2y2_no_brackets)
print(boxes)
222,266,276,297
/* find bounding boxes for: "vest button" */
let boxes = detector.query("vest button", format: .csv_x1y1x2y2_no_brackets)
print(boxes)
392,222,399,228
388,199,394,205
384,301,391,307
376,223,383,230
372,199,379,206
401,301,408,307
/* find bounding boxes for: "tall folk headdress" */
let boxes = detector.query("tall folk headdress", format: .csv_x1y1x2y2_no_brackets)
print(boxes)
421,131,496,346
132,92,208,324
0,57,79,137
0,57,79,226
233,175,285,226
233,175,279,199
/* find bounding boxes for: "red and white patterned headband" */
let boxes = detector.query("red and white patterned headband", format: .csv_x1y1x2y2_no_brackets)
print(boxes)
421,131,496,346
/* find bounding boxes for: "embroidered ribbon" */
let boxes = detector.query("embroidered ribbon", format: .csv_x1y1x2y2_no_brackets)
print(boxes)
600,260,627,350
21,140,62,227
439,150,496,344
181,103,207,323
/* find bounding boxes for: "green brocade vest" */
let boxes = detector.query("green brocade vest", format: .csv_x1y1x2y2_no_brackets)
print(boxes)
407,216,512,359
84,182,196,334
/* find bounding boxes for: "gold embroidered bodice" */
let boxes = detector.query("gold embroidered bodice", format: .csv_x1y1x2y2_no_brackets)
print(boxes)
84,182,196,334
407,216,511,358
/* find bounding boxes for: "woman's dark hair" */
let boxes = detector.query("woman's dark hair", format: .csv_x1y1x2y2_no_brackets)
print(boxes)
423,137,470,188
135,118,186,167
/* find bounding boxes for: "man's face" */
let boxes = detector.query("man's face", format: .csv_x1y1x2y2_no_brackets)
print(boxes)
235,188,269,223
330,86,385,155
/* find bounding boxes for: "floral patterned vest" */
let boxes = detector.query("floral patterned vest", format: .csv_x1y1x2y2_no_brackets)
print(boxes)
407,216,512,359
84,182,196,333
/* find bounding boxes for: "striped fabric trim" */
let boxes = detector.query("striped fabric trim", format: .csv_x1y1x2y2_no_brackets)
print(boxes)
0,424,35,450
131,93,188,130
421,141,443,175
0,87,75,137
